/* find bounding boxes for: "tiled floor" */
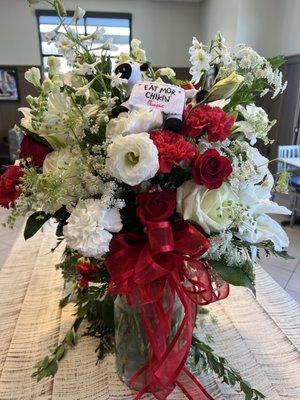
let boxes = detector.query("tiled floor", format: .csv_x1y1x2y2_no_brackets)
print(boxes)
0,197,299,303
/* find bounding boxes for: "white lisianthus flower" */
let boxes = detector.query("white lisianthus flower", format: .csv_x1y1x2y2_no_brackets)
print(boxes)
156,67,176,79
24,67,41,88
105,106,163,138
176,180,238,234
63,199,122,258
106,132,159,186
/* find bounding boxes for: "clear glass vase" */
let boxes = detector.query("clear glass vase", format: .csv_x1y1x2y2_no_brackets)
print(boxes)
114,292,184,390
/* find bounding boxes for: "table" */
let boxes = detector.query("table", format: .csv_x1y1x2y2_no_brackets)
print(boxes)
278,157,300,170
0,225,299,399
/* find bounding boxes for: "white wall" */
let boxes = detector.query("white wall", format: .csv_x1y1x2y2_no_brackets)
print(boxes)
198,0,300,58
0,0,202,67
236,0,285,57
277,0,300,56
198,0,240,47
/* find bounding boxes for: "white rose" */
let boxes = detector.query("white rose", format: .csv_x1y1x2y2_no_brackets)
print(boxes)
63,199,122,258
105,106,163,138
106,132,159,186
176,180,238,234
43,146,80,187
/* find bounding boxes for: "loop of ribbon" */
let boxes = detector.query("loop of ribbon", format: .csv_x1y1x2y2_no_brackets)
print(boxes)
105,220,229,399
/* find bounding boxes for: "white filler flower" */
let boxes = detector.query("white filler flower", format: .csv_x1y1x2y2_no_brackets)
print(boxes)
106,132,159,186
63,199,122,258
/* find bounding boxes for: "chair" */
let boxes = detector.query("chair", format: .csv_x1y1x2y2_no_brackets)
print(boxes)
277,145,300,227
277,145,300,172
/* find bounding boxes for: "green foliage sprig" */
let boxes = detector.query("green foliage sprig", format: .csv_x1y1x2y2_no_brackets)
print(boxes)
192,336,265,400
32,283,114,381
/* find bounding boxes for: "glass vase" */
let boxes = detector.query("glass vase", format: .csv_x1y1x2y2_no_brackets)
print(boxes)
114,292,184,390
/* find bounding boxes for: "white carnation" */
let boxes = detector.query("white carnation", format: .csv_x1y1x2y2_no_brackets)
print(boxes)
63,199,122,258
106,132,159,186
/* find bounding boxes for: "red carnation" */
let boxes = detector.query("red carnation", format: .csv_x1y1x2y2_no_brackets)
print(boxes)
150,130,197,173
76,262,99,289
136,189,176,225
192,149,232,189
19,135,51,166
0,165,23,209
183,104,235,142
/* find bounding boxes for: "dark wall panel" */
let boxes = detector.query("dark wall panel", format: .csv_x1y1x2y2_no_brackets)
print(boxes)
0,65,39,161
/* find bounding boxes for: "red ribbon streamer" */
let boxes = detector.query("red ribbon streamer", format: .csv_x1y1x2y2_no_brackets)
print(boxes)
105,220,229,399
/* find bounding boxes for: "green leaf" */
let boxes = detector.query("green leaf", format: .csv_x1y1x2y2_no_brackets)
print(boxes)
192,335,265,399
56,220,66,238
65,329,76,347
24,212,51,240
47,359,58,377
59,294,71,308
209,260,256,295
268,55,285,70
54,345,65,361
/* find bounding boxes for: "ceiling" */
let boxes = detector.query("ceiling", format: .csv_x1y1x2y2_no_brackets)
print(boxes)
151,0,203,3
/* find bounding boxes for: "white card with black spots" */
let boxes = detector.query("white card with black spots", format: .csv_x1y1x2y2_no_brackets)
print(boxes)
128,81,185,116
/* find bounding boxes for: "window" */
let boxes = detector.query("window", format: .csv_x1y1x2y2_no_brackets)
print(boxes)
36,10,132,74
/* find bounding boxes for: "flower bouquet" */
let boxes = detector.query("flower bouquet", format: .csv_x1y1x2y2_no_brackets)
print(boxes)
0,1,291,399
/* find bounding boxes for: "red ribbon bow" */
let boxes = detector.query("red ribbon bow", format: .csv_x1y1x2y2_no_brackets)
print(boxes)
105,220,229,399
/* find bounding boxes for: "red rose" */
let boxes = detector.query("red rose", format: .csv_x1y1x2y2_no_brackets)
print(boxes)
183,104,235,141
150,130,197,173
136,189,176,225
76,262,99,289
192,149,232,189
0,165,23,209
19,135,51,166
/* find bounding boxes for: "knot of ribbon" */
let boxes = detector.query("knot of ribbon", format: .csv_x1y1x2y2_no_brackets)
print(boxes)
105,220,229,399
